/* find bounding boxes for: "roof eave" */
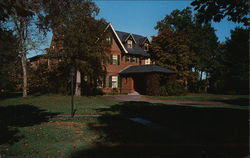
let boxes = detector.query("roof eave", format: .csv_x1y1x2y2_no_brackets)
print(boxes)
108,23,128,53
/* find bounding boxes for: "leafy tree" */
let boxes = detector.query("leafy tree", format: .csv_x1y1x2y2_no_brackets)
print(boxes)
41,0,110,96
0,0,33,22
1,0,48,97
191,0,249,26
0,28,19,91
151,28,193,92
152,7,219,93
210,27,249,94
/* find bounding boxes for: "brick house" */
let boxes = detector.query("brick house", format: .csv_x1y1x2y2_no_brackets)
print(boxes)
101,23,175,94
29,23,175,95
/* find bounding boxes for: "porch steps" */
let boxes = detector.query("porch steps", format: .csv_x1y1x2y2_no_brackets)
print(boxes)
128,91,140,95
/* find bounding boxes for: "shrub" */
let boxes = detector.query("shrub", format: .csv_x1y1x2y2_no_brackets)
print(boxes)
146,73,161,96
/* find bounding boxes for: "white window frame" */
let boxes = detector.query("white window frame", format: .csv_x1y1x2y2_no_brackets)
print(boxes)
112,76,118,88
112,54,118,65
127,40,132,48
145,58,151,65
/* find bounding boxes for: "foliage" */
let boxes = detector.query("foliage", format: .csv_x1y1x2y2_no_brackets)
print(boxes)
150,27,193,91
40,0,111,96
158,75,186,96
151,7,219,94
0,0,33,22
191,0,249,26
0,28,20,91
145,74,161,96
1,0,49,97
209,27,249,94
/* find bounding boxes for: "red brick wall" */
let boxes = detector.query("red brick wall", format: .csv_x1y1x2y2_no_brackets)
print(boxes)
103,37,141,93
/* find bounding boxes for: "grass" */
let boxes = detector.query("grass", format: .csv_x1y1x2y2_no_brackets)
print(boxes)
145,93,249,101
0,94,248,158
1,117,100,158
0,95,118,114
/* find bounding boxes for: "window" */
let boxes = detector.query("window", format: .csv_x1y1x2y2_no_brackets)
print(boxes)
127,40,132,48
106,36,112,44
112,55,117,65
144,43,149,51
145,58,151,65
125,56,129,62
110,54,120,65
112,76,118,88
97,76,106,88
132,57,137,63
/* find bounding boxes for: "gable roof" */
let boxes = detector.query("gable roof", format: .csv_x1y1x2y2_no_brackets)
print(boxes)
107,23,128,53
119,65,176,74
115,30,151,57
124,33,137,44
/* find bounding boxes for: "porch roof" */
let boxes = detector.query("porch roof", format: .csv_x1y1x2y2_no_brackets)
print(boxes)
119,65,176,74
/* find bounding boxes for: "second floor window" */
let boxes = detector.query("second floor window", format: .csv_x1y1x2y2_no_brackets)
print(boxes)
110,54,120,65
127,40,132,48
112,55,118,64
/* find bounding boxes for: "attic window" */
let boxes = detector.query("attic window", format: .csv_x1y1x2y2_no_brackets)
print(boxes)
127,40,132,48
144,43,149,51
106,36,112,44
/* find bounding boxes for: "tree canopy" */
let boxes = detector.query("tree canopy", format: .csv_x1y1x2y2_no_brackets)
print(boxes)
191,0,249,26
152,7,219,93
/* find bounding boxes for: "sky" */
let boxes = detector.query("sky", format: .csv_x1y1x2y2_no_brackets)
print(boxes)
94,1,243,42
29,0,243,58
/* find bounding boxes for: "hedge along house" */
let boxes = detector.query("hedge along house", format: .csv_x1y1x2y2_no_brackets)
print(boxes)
102,23,176,94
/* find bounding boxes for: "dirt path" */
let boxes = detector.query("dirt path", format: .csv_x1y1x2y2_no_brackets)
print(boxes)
105,95,235,107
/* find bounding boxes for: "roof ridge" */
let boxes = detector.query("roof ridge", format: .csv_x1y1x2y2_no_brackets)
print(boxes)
115,30,146,38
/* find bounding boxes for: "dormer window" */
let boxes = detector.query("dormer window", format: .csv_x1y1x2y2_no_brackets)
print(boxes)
127,40,132,48
144,43,149,51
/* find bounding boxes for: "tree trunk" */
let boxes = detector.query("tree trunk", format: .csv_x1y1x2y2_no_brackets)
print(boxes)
18,18,28,97
75,70,81,96
21,51,28,97
200,71,203,81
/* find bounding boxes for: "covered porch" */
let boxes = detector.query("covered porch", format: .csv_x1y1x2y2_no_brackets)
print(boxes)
119,65,176,94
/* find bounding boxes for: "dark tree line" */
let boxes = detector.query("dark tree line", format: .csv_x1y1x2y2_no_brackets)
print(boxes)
150,7,248,95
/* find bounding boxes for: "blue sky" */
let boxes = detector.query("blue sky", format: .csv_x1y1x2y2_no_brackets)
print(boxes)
29,1,243,58
94,1,243,42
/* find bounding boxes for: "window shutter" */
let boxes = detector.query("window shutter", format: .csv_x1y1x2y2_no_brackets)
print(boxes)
118,76,121,88
135,58,138,63
117,55,120,65
103,76,106,88
109,54,113,64
125,56,127,62
109,76,112,88
130,56,133,62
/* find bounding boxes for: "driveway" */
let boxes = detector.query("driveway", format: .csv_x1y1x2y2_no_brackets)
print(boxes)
105,95,236,107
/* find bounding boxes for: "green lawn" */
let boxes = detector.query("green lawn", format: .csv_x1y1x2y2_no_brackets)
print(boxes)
0,95,118,114
0,95,248,158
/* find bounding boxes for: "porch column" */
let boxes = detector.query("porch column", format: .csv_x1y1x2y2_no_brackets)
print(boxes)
130,77,134,92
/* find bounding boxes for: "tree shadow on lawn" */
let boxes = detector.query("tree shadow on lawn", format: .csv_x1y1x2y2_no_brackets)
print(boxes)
0,92,22,100
0,104,59,145
213,98,249,106
71,101,249,158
